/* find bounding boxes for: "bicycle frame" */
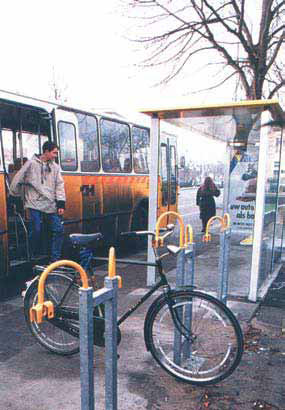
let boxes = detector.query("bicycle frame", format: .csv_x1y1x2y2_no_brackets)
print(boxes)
32,234,192,344
94,253,192,341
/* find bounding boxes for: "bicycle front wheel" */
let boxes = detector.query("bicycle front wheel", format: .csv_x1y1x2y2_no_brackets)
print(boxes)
24,273,80,356
144,290,243,386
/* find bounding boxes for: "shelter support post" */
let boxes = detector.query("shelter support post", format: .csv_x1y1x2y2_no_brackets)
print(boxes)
249,111,270,302
147,114,160,285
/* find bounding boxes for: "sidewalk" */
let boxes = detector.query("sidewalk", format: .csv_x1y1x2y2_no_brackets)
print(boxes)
1,257,285,410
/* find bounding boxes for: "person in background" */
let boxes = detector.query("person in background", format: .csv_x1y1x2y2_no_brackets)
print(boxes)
196,176,220,233
10,141,66,262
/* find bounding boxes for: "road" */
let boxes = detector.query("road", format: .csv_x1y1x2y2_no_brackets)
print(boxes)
178,186,224,227
0,188,273,410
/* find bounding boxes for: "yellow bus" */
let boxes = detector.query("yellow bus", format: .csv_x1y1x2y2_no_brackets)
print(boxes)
0,91,178,294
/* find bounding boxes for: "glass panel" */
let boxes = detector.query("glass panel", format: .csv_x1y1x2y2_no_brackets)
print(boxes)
58,121,77,171
223,112,260,236
278,126,285,260
258,123,284,287
2,130,13,171
132,126,149,173
100,119,131,173
2,108,50,171
160,144,168,206
22,132,40,160
76,113,99,172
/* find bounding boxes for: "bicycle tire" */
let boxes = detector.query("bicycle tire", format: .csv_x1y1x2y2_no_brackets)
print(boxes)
24,273,81,356
144,289,243,386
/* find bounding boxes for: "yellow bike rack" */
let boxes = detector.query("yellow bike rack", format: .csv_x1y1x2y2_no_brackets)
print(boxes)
30,259,89,324
154,211,194,249
185,224,194,246
223,213,231,230
203,213,231,242
108,247,122,288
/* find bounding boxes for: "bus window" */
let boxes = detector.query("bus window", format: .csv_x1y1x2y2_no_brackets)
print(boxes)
2,130,13,170
21,109,48,159
160,144,168,206
132,126,149,174
58,121,77,171
22,132,41,159
100,118,131,173
170,145,177,205
76,113,99,172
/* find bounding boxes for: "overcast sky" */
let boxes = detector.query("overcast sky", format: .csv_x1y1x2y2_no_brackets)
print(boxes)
0,0,248,112
0,1,274,163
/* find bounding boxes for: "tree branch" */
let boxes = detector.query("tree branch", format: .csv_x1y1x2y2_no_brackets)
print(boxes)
190,70,239,94
267,30,285,72
268,79,285,98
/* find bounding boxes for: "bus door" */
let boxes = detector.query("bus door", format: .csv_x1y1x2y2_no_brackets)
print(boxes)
74,112,102,235
159,135,178,221
0,102,51,272
0,121,8,277
53,109,83,236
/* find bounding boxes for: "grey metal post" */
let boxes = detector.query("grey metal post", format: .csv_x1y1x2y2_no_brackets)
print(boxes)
218,229,231,304
79,287,95,410
174,244,195,363
185,244,195,287
182,244,195,360
104,277,118,410
176,247,186,288
173,247,185,364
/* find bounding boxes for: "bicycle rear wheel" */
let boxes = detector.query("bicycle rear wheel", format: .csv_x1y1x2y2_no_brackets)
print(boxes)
24,273,80,355
144,290,243,386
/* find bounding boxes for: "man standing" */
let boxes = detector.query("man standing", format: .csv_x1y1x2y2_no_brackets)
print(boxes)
10,141,66,262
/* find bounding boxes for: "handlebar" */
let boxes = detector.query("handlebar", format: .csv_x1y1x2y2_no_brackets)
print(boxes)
120,223,175,244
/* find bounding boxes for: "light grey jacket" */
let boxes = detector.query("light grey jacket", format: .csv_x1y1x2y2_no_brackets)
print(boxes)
10,154,66,214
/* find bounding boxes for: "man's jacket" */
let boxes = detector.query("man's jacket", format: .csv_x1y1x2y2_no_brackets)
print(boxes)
10,154,66,214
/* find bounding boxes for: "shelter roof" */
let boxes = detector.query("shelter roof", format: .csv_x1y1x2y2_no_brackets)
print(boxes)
140,100,283,143
141,99,282,119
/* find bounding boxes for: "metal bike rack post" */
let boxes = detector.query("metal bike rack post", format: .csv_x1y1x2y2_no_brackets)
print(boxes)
174,243,195,364
79,286,95,410
203,214,231,305
29,259,119,410
104,276,119,410
154,213,195,367
175,244,195,288
217,228,231,305
79,277,119,410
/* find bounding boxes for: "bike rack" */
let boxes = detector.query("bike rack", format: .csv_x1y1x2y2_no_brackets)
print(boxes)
29,255,122,410
29,260,89,323
155,211,195,289
155,211,232,368
79,246,121,410
202,213,231,304
155,212,195,366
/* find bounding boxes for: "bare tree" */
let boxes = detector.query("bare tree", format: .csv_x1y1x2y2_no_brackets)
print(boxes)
121,0,285,101
49,67,69,103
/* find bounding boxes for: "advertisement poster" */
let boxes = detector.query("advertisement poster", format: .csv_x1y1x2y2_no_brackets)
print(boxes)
229,149,258,233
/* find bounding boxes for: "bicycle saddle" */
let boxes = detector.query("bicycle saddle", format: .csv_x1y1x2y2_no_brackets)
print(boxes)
69,233,103,246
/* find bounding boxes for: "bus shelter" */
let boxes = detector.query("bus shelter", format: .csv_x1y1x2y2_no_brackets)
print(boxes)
141,100,284,302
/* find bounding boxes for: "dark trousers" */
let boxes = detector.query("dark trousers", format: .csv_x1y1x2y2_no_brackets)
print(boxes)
28,208,64,262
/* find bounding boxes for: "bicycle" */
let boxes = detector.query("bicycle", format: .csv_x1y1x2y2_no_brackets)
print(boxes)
24,226,243,386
